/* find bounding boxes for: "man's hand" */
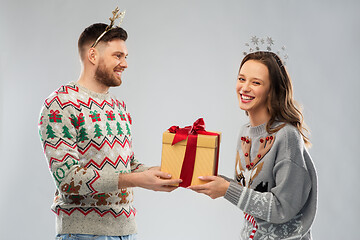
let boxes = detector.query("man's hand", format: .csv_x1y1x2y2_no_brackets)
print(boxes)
188,176,230,199
118,166,182,192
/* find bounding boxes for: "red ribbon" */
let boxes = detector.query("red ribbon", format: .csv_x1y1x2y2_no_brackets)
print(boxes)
168,118,220,187
50,110,60,116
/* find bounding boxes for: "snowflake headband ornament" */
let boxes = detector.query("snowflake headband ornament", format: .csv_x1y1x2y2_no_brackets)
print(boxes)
91,7,126,48
243,36,289,66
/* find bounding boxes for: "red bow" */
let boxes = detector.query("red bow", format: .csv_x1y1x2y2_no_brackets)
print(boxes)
168,118,219,187
50,110,60,116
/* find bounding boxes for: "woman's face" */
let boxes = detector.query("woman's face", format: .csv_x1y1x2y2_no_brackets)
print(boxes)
236,60,271,117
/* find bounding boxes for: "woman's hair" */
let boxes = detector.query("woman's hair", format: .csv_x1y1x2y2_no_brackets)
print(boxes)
240,51,311,146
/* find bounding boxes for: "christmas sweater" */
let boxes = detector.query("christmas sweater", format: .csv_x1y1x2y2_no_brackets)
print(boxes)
224,123,317,240
38,82,148,236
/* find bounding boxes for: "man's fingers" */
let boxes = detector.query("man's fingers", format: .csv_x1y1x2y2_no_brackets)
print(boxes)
154,170,173,179
160,178,182,186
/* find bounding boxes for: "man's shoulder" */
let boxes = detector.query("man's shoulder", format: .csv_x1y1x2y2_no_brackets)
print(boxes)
42,82,82,109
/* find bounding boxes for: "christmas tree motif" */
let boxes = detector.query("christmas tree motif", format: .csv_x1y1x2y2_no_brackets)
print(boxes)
48,110,62,123
39,116,44,141
69,113,85,129
62,125,73,139
46,124,57,139
39,116,44,126
94,123,103,138
116,122,124,136
118,110,127,121
106,122,113,136
89,110,101,122
105,110,116,121
125,123,131,136
39,129,43,141
126,113,132,125
77,127,89,142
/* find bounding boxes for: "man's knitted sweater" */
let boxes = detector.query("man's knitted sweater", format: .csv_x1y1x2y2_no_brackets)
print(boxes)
38,82,147,236
224,123,317,240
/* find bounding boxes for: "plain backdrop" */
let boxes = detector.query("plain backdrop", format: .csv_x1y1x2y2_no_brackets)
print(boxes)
1,0,359,239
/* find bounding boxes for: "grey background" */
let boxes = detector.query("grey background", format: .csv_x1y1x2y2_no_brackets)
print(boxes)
1,0,359,239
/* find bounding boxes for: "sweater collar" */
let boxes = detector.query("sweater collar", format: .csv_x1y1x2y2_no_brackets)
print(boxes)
72,82,110,99
247,123,267,137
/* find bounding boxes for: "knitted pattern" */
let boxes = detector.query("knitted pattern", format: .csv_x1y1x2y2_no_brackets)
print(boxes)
224,123,317,240
38,82,147,236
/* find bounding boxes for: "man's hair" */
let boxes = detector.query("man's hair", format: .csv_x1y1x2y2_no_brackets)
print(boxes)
78,23,128,58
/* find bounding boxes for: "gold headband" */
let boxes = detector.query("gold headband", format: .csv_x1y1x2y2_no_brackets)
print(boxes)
91,7,126,48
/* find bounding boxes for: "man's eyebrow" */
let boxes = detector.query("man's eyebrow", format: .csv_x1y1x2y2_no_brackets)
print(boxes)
113,51,128,56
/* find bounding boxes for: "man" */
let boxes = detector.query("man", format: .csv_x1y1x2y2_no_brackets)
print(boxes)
39,16,182,240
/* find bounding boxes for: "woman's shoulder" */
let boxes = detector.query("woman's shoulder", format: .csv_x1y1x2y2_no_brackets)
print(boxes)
275,123,302,139
273,123,305,150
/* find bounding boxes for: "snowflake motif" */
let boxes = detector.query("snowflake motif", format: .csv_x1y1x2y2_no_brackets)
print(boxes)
250,209,263,217
266,37,274,46
257,224,278,240
251,36,260,45
282,225,289,236
252,194,268,206
106,193,121,204
292,219,303,233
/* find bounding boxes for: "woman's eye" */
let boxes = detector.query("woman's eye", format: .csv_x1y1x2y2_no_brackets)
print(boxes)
238,77,245,82
253,81,260,85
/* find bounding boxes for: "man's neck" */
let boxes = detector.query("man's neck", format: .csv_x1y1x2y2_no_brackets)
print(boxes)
77,72,109,94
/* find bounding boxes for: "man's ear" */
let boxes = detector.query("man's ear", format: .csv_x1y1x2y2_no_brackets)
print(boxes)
87,48,98,65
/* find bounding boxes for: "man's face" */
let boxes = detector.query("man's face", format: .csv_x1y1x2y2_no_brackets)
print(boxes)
94,39,128,87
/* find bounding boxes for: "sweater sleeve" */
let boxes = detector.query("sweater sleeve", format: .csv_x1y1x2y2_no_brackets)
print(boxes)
224,128,312,224
130,154,148,173
38,102,119,196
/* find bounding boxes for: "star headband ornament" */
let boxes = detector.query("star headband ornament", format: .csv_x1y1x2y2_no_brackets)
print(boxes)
243,36,289,65
91,7,126,48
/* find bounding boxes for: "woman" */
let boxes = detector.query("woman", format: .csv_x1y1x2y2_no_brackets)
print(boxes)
189,51,317,239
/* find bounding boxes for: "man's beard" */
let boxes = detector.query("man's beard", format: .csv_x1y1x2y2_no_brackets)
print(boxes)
94,61,122,87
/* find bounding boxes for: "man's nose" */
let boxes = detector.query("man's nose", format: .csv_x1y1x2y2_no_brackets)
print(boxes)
121,59,128,68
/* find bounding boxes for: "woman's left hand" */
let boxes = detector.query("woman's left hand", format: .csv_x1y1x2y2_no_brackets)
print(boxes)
188,176,230,199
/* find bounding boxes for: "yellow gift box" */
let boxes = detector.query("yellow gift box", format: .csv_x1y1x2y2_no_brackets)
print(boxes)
160,129,221,187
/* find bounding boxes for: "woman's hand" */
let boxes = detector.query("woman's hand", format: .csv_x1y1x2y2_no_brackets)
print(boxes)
188,176,230,199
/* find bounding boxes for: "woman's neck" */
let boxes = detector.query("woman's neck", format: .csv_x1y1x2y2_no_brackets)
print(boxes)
248,109,271,127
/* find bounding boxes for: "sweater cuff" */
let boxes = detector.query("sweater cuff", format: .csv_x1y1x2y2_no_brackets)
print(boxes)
224,181,243,206
132,164,149,173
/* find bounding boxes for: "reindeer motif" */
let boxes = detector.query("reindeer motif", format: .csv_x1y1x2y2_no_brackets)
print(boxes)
235,135,275,187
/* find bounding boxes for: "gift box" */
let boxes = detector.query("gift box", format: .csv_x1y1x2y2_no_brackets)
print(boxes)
160,118,221,187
